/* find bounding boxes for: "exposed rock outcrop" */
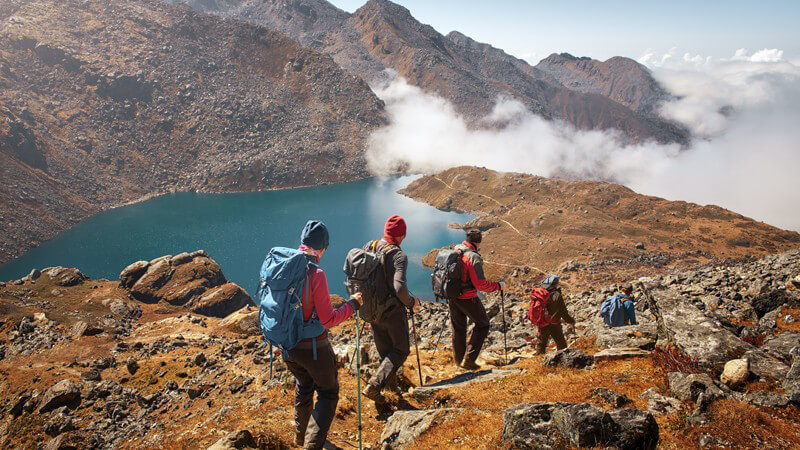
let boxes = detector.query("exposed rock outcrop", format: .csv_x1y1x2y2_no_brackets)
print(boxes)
119,251,250,317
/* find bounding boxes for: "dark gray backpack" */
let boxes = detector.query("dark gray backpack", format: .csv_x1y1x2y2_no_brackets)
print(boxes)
431,248,465,299
343,240,400,323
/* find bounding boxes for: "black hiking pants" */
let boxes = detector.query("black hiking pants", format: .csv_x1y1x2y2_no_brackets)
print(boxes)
283,337,339,450
448,297,490,365
368,306,410,392
537,323,567,354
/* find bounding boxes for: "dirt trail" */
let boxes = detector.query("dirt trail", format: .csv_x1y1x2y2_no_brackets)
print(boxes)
433,175,525,237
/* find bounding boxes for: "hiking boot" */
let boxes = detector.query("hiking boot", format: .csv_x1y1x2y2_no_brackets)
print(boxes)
362,384,386,404
460,359,481,371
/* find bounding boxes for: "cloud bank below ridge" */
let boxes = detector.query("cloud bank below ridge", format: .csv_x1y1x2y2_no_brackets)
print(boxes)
365,49,800,231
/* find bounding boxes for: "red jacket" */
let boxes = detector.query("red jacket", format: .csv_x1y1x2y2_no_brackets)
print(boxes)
457,241,500,299
298,245,354,338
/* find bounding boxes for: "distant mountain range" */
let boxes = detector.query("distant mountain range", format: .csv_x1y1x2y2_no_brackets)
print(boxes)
173,0,687,144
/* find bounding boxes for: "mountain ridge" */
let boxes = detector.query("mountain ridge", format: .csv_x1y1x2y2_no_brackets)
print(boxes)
175,0,689,144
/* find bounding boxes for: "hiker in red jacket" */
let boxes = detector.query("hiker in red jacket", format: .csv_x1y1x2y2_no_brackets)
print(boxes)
286,220,363,449
449,228,504,370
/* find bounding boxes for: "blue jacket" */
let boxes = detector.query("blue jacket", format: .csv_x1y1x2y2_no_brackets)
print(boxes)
600,293,628,327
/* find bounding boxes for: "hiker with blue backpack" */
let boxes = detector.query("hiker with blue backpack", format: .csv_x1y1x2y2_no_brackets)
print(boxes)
527,275,575,354
599,283,637,327
256,220,362,449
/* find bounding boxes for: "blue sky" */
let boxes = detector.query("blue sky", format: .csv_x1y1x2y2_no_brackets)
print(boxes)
329,0,799,64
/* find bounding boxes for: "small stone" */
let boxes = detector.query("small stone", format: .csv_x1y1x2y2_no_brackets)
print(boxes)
720,358,749,388
635,242,645,250
543,348,594,369
193,352,207,366
126,358,139,375
591,388,631,407
81,369,102,382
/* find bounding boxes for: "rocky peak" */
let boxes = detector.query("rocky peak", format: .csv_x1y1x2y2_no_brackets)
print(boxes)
536,53,670,115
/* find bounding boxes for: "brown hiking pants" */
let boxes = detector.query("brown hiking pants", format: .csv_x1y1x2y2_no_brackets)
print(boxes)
368,306,410,392
537,323,567,354
283,338,338,450
448,297,490,365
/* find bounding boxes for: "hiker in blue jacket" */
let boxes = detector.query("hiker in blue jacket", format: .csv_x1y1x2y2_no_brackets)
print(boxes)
600,284,636,327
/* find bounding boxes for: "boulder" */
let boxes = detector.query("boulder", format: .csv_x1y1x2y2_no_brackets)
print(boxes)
743,349,790,381
190,283,250,318
218,306,260,336
543,348,594,369
720,359,749,388
27,268,42,281
593,347,651,362
551,403,613,447
206,430,256,450
127,253,226,305
108,299,142,320
380,409,460,449
502,402,658,450
119,260,148,289
762,332,800,363
668,372,723,402
39,380,81,413
43,267,87,287
595,325,657,350
501,402,565,449
129,258,175,303
646,290,762,373
783,346,800,403
607,408,659,450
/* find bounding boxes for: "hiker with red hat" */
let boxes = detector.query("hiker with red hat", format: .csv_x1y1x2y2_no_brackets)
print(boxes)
449,228,504,370
360,214,422,406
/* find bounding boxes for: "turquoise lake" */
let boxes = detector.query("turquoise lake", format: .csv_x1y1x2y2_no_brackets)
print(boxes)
0,176,471,298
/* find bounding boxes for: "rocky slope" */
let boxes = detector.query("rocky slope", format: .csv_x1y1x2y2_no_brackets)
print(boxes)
1,248,799,448
174,0,688,144
401,166,800,292
0,0,384,264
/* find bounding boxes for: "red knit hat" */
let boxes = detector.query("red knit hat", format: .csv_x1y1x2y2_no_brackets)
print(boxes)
384,215,407,239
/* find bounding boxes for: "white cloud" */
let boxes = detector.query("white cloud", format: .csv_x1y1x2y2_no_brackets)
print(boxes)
732,48,784,62
365,53,800,231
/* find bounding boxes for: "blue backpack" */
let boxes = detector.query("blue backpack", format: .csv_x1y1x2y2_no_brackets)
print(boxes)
255,247,326,372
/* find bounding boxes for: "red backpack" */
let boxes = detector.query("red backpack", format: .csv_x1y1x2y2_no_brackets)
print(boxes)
528,287,557,327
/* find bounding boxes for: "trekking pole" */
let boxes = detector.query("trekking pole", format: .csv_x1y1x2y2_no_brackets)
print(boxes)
410,310,424,387
355,310,362,450
349,321,364,370
432,298,450,357
500,290,509,366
